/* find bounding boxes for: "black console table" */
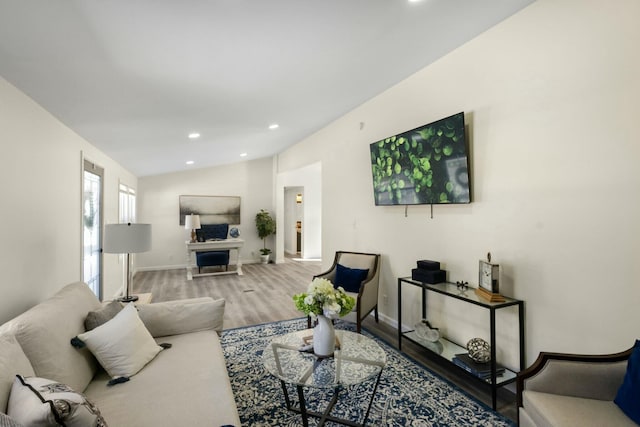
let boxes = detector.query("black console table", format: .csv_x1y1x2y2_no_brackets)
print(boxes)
397,277,525,409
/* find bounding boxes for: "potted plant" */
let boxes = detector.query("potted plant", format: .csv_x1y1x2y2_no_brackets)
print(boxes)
255,209,276,264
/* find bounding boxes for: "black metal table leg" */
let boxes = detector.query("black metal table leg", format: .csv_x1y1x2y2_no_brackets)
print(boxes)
278,370,384,427
297,385,309,427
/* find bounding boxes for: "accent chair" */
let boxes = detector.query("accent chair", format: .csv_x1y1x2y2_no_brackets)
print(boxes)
310,251,381,333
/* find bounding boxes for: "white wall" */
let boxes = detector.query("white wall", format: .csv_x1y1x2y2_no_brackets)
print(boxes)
0,77,137,324
136,157,273,269
276,0,640,368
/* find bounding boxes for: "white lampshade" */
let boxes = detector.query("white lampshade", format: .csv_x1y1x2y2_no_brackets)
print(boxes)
184,214,201,230
103,223,152,254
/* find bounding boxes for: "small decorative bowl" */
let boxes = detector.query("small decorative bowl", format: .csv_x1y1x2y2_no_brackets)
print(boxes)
467,338,491,363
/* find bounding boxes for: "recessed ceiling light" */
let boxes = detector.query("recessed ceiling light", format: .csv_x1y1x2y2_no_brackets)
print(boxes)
188,132,200,139
268,124,279,130
186,160,195,165
240,152,248,157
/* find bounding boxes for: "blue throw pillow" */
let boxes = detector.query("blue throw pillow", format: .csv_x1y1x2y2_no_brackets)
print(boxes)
334,263,369,293
614,339,640,424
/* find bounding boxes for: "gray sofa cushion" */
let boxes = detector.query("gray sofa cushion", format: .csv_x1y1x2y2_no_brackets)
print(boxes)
83,330,240,426
523,390,637,427
0,334,34,413
0,282,101,393
137,297,225,336
84,300,123,331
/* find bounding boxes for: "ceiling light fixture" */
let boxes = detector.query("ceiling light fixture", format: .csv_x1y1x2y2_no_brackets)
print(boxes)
268,124,279,130
240,153,248,157
186,160,195,165
188,132,200,139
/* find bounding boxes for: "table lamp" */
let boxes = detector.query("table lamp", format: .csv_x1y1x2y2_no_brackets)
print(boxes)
184,214,201,243
103,223,152,302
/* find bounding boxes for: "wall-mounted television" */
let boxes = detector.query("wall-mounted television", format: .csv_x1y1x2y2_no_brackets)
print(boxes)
369,112,470,206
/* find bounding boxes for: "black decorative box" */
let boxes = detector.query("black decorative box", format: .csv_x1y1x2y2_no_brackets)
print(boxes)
412,268,446,284
417,260,440,271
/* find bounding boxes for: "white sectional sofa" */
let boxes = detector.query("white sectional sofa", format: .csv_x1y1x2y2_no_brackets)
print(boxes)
0,282,240,426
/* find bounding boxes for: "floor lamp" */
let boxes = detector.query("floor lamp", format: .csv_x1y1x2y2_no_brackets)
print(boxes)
103,223,152,302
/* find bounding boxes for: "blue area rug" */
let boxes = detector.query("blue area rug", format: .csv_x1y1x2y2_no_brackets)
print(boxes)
221,318,515,426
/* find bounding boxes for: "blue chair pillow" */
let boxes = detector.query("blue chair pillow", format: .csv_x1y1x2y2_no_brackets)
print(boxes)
334,263,369,293
614,339,640,424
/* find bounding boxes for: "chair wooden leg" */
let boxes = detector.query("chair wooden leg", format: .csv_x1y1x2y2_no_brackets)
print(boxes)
307,315,312,329
375,306,379,323
356,318,361,334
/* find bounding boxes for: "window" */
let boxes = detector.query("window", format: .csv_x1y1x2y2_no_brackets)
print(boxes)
119,183,136,223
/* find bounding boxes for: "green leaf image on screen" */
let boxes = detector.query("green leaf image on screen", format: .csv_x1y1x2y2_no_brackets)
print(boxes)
370,112,470,205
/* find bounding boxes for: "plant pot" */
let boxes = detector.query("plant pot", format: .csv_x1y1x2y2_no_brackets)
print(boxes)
260,254,270,264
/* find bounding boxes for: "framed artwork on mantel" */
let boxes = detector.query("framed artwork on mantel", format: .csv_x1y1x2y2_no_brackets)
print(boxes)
179,195,241,225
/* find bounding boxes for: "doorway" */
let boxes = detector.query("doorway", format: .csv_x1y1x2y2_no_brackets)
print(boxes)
284,187,304,256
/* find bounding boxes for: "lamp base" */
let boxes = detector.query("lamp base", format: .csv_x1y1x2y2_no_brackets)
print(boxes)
119,295,139,303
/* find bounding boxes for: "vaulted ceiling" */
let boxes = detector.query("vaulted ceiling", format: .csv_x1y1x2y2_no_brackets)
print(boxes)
0,0,534,176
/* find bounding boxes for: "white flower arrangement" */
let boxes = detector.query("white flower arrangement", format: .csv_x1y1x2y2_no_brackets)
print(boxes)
293,278,355,318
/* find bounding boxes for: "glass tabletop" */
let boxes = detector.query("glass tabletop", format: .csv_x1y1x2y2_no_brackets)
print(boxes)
263,329,386,389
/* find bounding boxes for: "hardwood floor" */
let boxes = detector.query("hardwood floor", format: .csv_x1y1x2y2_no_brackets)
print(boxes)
132,257,517,423
133,256,323,329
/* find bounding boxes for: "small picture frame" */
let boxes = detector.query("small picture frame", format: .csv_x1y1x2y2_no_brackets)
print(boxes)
479,260,500,294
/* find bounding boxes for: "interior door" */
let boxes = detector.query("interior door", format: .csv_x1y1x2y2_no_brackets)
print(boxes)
82,159,104,299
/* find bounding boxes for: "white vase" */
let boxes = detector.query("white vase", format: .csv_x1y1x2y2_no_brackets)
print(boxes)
313,314,335,357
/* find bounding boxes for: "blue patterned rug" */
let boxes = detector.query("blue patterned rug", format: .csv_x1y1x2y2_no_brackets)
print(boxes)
221,318,515,426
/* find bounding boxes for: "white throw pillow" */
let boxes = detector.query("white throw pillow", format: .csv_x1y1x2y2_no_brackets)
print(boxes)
7,375,107,427
76,303,162,379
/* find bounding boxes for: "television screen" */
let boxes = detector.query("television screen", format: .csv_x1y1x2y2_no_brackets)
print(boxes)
370,112,470,206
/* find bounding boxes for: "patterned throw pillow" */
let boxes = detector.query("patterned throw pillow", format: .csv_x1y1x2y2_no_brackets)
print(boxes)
7,375,107,427
0,413,25,427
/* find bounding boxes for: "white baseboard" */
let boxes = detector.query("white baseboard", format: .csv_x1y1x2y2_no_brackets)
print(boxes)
136,259,260,273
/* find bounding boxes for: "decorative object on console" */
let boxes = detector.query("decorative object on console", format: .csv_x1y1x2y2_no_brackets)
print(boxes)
255,209,276,264
412,259,446,284
293,278,356,357
453,353,505,379
184,213,201,243
229,227,240,238
414,320,440,342
467,337,491,363
103,223,152,303
476,252,505,302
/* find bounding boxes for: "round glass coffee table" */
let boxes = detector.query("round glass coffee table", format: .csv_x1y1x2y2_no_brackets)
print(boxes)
263,328,386,427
